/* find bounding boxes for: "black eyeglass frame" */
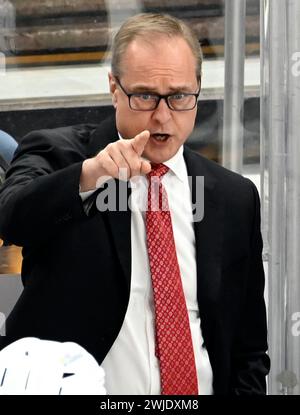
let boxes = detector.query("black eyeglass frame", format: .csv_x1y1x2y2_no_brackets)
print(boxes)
114,77,201,112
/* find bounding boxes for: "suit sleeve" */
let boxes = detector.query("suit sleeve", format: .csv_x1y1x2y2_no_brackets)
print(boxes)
0,129,87,247
230,181,270,395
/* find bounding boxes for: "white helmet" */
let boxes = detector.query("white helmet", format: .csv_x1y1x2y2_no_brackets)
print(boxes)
0,337,106,395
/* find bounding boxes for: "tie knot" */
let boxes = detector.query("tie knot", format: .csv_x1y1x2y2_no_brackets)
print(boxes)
147,163,169,180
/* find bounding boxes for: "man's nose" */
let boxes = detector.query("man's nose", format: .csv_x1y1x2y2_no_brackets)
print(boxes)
152,98,172,123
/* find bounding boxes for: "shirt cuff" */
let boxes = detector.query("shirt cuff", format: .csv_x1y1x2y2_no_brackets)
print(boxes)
79,188,97,202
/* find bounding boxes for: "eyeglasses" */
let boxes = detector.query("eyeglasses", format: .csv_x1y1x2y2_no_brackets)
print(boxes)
115,77,200,112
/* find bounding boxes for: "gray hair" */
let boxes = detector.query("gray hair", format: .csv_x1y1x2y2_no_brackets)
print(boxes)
111,13,203,82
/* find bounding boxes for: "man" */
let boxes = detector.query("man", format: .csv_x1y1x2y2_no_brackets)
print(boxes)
0,13,270,395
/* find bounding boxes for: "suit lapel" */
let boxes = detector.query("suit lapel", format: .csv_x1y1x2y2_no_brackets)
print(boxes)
87,117,132,292
87,115,119,157
105,204,132,293
183,147,224,330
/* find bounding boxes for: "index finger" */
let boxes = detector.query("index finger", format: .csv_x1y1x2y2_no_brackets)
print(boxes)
131,130,150,156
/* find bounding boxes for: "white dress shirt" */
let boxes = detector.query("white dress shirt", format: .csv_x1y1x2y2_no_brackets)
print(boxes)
81,145,213,395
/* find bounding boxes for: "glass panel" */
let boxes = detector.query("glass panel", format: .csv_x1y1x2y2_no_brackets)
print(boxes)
261,0,300,395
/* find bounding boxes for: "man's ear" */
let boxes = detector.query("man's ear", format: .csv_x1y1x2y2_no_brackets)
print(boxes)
108,72,118,108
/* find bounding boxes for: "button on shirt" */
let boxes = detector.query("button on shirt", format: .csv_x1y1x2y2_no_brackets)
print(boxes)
80,144,213,395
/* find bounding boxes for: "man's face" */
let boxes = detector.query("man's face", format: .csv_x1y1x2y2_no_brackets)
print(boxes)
109,35,199,164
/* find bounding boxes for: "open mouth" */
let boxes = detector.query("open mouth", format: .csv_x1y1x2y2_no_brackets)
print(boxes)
151,133,170,142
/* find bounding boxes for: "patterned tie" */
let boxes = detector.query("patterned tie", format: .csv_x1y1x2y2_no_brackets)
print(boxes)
146,163,198,395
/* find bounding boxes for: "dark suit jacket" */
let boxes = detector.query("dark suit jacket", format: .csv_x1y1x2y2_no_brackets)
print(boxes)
0,116,270,395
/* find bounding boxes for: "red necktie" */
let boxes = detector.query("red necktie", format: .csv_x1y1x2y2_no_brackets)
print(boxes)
146,163,198,395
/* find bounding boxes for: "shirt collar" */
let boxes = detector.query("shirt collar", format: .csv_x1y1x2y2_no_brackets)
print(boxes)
118,132,186,183
163,146,185,183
